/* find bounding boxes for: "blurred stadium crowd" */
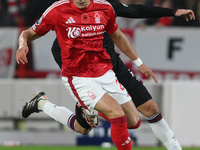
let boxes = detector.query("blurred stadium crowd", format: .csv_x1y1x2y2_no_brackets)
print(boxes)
0,0,200,28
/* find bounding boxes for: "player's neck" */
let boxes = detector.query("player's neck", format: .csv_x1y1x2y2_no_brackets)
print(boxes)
73,0,91,9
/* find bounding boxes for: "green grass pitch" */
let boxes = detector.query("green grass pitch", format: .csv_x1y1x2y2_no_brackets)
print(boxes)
0,146,199,150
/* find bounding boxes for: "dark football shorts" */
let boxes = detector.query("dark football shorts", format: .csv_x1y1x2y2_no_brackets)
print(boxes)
112,56,152,107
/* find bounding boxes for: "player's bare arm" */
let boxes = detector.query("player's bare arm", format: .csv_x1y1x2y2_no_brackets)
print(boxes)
109,28,138,61
109,28,158,83
175,9,195,21
16,28,41,64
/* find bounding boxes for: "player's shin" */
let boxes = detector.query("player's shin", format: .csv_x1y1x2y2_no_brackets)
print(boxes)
147,112,182,150
38,100,76,131
110,115,132,150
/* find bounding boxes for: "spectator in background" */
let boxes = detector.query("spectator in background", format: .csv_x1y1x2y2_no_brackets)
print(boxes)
145,0,161,7
141,0,174,27
155,0,173,27
7,0,27,27
196,1,200,26
172,0,197,26
0,0,7,10
181,0,200,26
0,1,16,26
116,0,147,28
123,0,198,28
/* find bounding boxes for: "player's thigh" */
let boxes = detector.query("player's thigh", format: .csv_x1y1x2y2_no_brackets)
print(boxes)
120,100,140,126
100,70,131,105
62,76,105,111
95,93,124,119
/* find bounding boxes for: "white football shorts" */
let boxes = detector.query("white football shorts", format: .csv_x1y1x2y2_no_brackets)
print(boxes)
62,69,131,111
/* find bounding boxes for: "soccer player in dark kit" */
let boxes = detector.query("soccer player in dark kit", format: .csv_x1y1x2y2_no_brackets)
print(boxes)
50,1,194,149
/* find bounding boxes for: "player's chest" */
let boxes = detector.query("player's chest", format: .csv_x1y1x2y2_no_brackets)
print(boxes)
57,10,108,38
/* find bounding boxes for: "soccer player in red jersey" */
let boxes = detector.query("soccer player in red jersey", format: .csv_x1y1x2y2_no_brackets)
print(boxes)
16,0,195,149
15,0,159,149
49,1,194,150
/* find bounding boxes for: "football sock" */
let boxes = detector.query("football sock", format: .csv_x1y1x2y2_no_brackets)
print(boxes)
147,112,182,150
110,115,132,150
127,118,141,129
99,112,141,129
38,100,76,131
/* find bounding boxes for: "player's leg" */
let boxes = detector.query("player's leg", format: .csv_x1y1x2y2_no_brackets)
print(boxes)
21,91,92,135
95,93,132,150
120,101,141,129
137,100,182,150
51,38,98,132
97,69,141,129
98,69,141,128
99,100,141,129
62,72,133,150
113,57,181,150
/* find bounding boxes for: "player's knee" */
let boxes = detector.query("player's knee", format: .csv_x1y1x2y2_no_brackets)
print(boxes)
138,100,159,117
127,118,141,129
105,106,125,119
113,109,125,118
148,101,159,115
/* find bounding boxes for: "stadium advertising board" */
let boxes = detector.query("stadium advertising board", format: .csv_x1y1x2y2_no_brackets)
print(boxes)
0,28,18,78
116,28,200,80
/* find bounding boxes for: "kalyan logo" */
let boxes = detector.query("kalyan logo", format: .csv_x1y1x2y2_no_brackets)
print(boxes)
66,25,104,38
66,27,81,38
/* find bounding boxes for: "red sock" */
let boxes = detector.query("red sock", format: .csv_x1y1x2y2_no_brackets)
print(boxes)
110,115,132,150
98,112,110,122
128,118,141,129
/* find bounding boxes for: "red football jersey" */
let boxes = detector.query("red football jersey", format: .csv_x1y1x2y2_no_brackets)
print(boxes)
32,0,118,77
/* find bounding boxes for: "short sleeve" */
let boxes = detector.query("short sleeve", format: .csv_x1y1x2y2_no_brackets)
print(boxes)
105,5,118,34
32,6,57,36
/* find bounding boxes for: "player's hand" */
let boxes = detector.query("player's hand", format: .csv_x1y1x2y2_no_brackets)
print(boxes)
175,9,195,21
16,44,29,64
138,64,158,83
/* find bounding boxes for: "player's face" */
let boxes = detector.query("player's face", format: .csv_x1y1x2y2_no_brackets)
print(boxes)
73,0,90,9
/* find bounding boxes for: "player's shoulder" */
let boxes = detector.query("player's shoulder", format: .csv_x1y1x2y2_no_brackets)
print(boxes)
43,0,70,16
51,0,70,8
93,0,112,7
93,0,114,13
